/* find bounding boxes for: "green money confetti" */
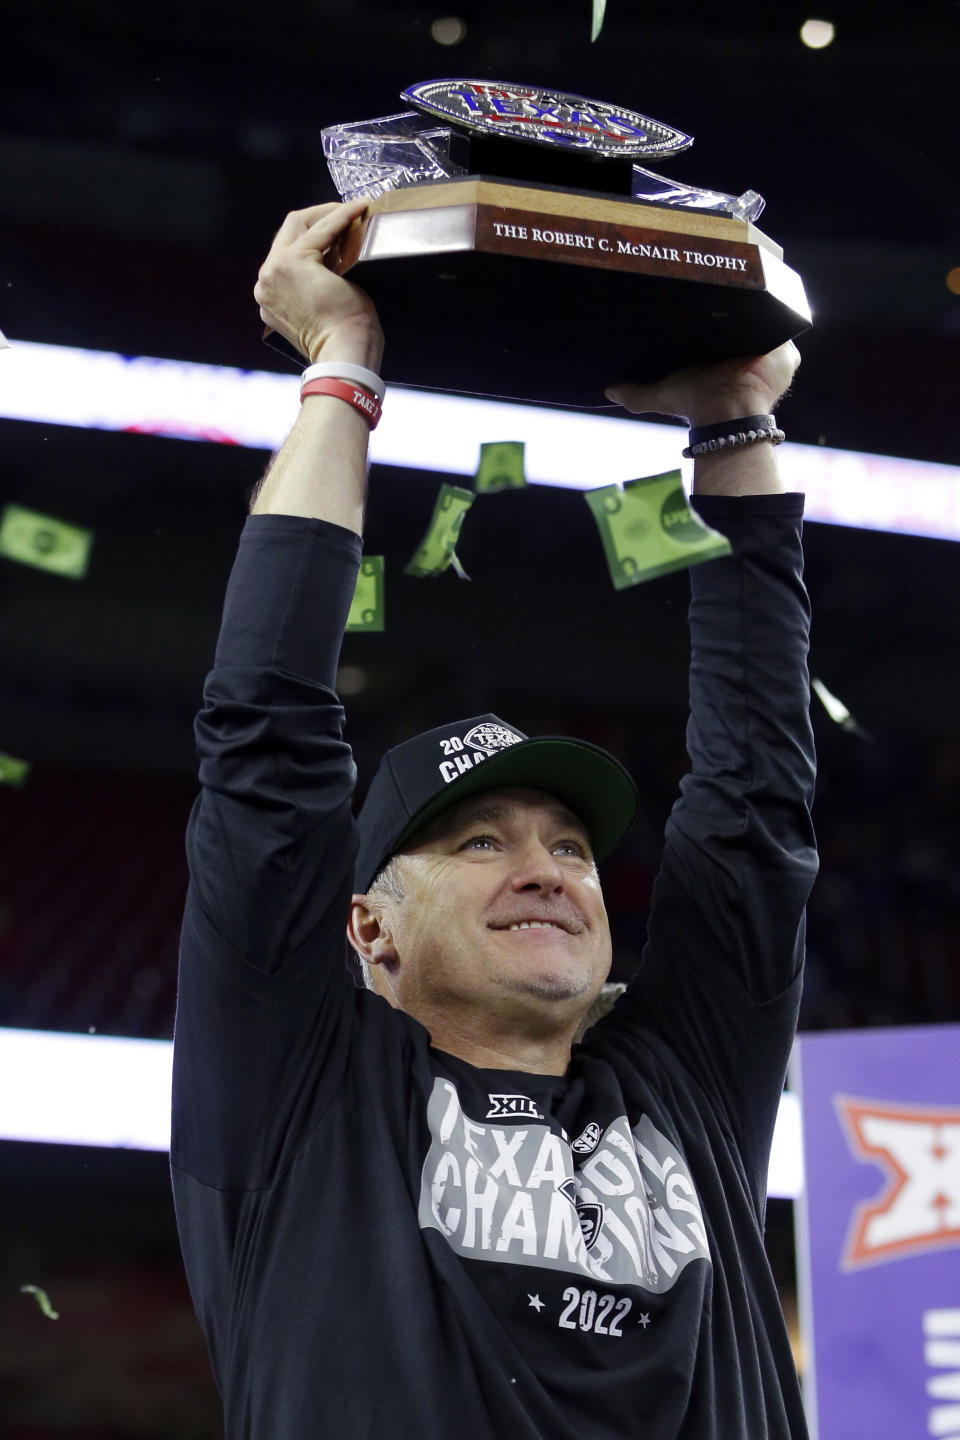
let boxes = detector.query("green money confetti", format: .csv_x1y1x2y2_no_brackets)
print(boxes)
812,677,870,738
591,0,607,41
345,556,385,632
404,484,475,579
0,504,93,579
474,441,527,494
0,752,31,787
585,470,732,589
20,1285,59,1320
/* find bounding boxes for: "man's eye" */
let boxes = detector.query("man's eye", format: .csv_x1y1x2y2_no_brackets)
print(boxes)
463,833,497,850
554,840,588,858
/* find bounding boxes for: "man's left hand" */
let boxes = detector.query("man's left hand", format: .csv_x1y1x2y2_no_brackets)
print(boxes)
605,341,801,428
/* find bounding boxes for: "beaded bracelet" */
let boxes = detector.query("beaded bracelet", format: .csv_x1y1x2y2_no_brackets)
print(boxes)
682,413,784,459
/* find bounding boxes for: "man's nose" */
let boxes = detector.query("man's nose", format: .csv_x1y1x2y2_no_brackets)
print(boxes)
509,840,565,892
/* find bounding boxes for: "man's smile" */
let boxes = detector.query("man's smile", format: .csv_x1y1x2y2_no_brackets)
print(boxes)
505,920,568,933
489,915,581,935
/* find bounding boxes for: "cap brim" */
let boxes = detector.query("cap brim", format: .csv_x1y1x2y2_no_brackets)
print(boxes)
391,735,638,865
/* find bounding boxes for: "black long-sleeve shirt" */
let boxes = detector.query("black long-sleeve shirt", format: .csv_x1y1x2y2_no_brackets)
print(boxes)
171,493,818,1439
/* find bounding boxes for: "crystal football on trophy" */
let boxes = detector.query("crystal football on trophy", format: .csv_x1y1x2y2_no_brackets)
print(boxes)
320,81,811,406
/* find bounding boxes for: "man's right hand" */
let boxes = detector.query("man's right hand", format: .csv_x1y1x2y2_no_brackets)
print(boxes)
254,200,384,369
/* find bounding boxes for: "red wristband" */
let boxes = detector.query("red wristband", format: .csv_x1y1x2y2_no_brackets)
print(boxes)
300,377,382,429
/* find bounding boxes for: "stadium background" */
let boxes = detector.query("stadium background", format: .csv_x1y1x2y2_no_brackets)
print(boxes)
1,2,957,1433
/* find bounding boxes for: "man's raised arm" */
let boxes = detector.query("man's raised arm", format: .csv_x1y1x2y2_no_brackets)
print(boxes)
173,203,386,1194
602,344,817,1201
250,198,384,528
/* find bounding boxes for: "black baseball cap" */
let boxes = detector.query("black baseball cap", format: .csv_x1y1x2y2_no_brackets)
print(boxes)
354,714,638,894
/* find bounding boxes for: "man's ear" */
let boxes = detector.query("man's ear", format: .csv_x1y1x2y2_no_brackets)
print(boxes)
348,895,400,971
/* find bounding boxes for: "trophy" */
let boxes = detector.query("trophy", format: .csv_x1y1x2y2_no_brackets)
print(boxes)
319,81,811,407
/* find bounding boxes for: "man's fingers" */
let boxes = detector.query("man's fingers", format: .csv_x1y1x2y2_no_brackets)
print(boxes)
269,203,340,252
298,198,368,257
606,342,803,419
604,381,683,417
269,198,366,256
605,383,646,411
257,198,367,301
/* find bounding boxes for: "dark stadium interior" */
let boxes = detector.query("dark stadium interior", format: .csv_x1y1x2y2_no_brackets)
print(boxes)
1,2,957,1434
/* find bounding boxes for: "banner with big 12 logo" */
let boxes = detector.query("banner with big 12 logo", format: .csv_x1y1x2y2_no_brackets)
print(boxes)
791,1025,960,1440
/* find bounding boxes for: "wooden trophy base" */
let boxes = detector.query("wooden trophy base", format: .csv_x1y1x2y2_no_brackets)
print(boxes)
333,177,811,408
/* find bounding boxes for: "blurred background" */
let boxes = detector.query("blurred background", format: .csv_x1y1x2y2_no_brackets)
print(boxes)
1,1,958,1434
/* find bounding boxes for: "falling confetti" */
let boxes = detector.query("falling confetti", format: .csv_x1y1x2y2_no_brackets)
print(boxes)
474,441,527,493
812,677,869,738
404,485,475,580
20,1285,59,1320
345,556,385,632
585,471,731,588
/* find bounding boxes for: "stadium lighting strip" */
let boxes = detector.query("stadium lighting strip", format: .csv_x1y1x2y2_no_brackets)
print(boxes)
0,341,931,1190
1,338,959,543
0,1025,806,1199
0,337,929,1191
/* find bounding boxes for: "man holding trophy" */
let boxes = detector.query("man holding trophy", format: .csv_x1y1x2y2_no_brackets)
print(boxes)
172,83,817,1440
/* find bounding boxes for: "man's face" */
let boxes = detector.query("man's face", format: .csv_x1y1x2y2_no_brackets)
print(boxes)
360,787,613,1033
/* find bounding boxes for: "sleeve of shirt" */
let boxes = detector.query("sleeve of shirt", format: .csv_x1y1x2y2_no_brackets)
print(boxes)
171,513,363,1191
596,492,819,1199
